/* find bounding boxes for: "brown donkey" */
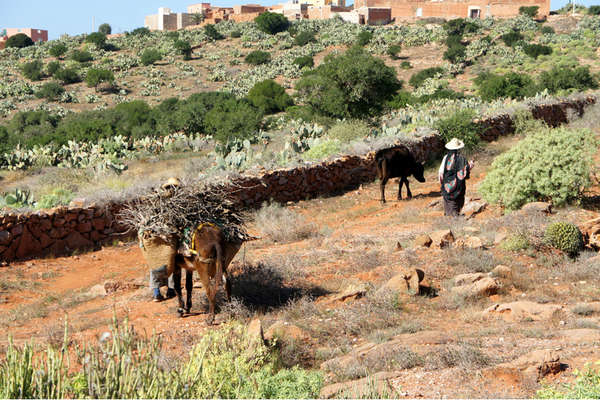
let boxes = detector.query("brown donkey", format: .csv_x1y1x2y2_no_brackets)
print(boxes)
174,223,242,325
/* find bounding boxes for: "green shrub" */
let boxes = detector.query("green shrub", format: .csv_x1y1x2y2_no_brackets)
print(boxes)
523,43,552,58
6,33,34,48
204,24,224,40
519,5,539,18
589,5,600,15
443,18,478,36
499,234,530,251
475,71,538,101
327,120,370,142
254,11,290,34
140,48,162,66
295,46,401,118
85,32,107,48
85,68,115,88
35,82,65,101
501,30,524,47
205,98,263,144
98,23,112,35
538,362,600,398
37,188,74,209
409,67,444,88
444,43,466,63
230,30,242,38
356,30,373,46
387,44,402,59
54,68,81,84
538,66,598,93
46,61,61,76
540,26,555,34
70,50,93,62
293,55,314,69
386,90,416,109
400,61,412,69
247,79,293,114
245,50,271,65
480,127,595,210
544,222,584,256
434,109,480,152
174,40,192,60
130,27,150,36
294,30,316,46
303,139,341,160
21,60,44,81
49,43,68,58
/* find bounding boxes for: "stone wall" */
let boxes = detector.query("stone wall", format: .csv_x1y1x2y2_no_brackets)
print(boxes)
0,97,595,263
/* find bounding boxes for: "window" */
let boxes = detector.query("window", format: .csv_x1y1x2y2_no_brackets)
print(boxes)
469,7,481,18
416,7,422,17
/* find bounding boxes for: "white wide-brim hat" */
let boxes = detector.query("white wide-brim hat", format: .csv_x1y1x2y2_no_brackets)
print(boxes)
445,138,465,150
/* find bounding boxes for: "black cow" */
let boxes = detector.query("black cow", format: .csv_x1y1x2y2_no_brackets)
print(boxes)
375,145,425,203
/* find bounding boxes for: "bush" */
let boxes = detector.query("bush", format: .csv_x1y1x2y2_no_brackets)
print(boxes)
46,61,61,76
37,188,74,209
295,46,401,118
254,11,290,34
327,120,370,142
130,27,150,36
409,67,444,88
85,68,115,88
356,30,373,46
85,32,106,48
519,6,539,18
293,55,314,69
434,109,480,152
480,127,595,210
444,44,466,63
247,79,293,114
499,234,530,251
589,5,600,15
523,43,552,58
540,25,555,34
204,24,224,40
6,33,34,48
544,222,584,256
49,43,68,58
245,50,271,65
140,48,162,66
387,44,402,59
303,139,341,160
400,61,412,69
294,30,316,46
230,30,242,38
204,98,263,144
54,68,81,84
70,50,93,62
98,23,112,35
35,82,65,101
538,363,600,398
21,60,44,81
475,71,538,101
538,66,598,93
174,40,192,60
443,18,478,36
501,30,524,47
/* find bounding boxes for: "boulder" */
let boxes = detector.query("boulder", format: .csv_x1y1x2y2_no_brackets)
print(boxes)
264,321,310,343
89,284,107,297
68,198,86,208
451,276,500,298
247,318,265,344
453,236,484,250
520,202,552,214
453,272,486,286
430,229,454,248
490,265,512,279
413,234,432,248
463,200,487,219
15,226,42,259
381,268,424,296
331,282,368,302
65,231,93,249
580,217,600,250
495,349,564,380
483,301,563,322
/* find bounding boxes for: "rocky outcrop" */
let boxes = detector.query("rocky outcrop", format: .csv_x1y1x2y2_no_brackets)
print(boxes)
482,301,564,322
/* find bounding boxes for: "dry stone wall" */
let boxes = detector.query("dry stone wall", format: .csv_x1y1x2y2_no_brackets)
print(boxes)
0,97,595,263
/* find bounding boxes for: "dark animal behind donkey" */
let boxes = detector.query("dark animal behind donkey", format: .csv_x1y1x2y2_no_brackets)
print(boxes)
375,145,425,203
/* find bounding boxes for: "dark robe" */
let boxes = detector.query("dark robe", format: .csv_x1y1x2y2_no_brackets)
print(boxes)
439,150,471,216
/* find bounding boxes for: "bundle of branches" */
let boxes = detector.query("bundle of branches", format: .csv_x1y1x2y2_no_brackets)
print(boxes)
119,183,251,243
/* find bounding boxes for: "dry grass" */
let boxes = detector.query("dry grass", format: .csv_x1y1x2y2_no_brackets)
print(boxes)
444,248,499,274
425,342,493,370
252,202,322,243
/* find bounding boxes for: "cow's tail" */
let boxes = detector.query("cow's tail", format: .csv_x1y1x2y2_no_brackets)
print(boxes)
376,157,385,180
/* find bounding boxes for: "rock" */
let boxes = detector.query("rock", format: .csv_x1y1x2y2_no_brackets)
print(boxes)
464,226,480,233
331,282,368,302
15,226,42,259
89,284,107,297
69,198,86,208
65,231,93,249
382,268,424,296
320,371,403,398
496,349,564,380
413,234,432,248
490,265,512,279
454,236,484,249
520,202,552,214
395,241,402,251
483,301,563,322
463,200,487,219
453,272,486,286
580,217,600,250
76,221,92,233
0,230,11,246
494,232,508,245
452,276,500,298
247,318,265,344
430,229,454,248
264,321,310,342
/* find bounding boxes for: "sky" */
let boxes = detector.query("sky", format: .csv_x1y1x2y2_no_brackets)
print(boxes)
0,0,598,40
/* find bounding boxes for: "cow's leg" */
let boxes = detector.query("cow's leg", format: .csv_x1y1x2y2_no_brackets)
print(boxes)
172,266,185,316
398,178,404,200
206,243,224,325
185,269,193,313
380,159,388,203
405,177,412,199
224,271,232,302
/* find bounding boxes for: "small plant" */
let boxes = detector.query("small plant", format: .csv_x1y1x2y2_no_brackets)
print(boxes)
409,67,444,88
544,222,584,256
254,11,290,34
540,25,555,34
386,44,402,59
519,5,539,18
85,68,115,89
37,188,74,209
174,40,192,60
6,33,34,48
444,43,466,63
294,30,316,46
538,66,598,94
523,43,552,59
247,79,293,114
21,60,44,81
500,234,530,251
245,50,271,65
140,48,162,66
356,30,373,46
293,55,314,69
98,23,112,35
70,50,93,62
49,43,68,59
434,109,480,151
400,61,412,69
2,189,36,208
204,24,224,40
327,120,370,142
501,30,525,47
253,202,320,243
36,82,65,101
54,68,81,84
85,32,107,48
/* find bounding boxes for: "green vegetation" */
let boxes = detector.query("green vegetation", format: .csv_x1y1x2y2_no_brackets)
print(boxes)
85,32,107,48
21,60,44,81
48,43,67,59
204,24,224,40
35,82,65,101
205,98,263,144
544,222,584,256
538,362,600,398
589,5,600,15
70,50,93,63
519,5,539,18
230,30,242,38
85,68,115,89
54,68,81,84
400,61,412,69
501,30,524,47
6,33,34,48
174,40,192,60
255,11,290,34
247,79,293,114
140,48,162,66
295,30,316,46
475,72,537,101
499,234,530,251
480,127,595,210
47,61,63,78
37,188,74,209
293,55,314,69
356,30,373,46
539,66,598,94
98,23,112,35
327,120,370,142
245,50,271,65
540,26,555,34
434,109,480,152
409,67,444,88
296,46,401,118
522,43,552,59
386,44,402,59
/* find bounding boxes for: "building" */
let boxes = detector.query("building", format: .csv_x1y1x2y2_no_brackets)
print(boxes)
0,28,48,49
145,7,195,31
353,0,550,21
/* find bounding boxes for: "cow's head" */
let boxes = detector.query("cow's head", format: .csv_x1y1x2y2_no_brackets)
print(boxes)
413,163,426,183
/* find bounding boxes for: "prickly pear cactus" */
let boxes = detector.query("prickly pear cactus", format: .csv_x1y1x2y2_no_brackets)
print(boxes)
544,221,584,256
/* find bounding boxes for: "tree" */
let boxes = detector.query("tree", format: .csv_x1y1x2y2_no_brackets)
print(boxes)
6,33,34,48
85,32,107,48
70,50,93,62
35,82,65,101
21,60,44,81
247,79,293,113
174,40,192,60
356,30,373,46
254,11,290,34
98,23,112,35
293,55,314,69
589,5,600,15
205,98,263,144
85,68,115,90
294,30,316,46
204,24,224,40
49,43,68,59
475,72,537,101
54,68,81,84
191,12,206,25
295,46,401,118
140,49,162,66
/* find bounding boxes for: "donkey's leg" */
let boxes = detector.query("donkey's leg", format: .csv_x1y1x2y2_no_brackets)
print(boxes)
206,243,224,326
224,271,232,302
185,269,193,313
172,266,185,316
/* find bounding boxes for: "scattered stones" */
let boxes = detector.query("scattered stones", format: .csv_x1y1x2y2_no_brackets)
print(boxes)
453,236,484,250
451,275,500,298
413,234,432,248
430,229,454,248
483,301,563,322
382,268,425,296
520,202,553,214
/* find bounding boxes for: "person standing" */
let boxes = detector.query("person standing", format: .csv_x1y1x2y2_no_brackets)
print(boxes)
438,138,474,217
